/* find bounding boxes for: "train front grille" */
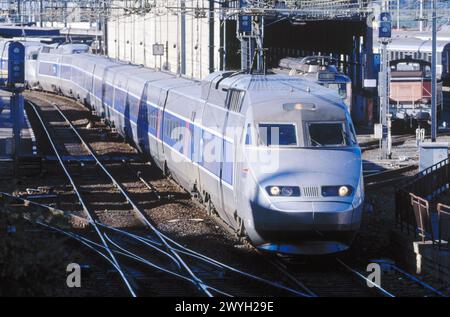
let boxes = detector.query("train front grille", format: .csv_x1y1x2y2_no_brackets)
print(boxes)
301,186,320,198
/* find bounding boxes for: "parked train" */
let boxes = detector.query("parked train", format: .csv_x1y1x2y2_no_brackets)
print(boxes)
373,36,450,86
4,41,364,255
389,57,443,124
276,56,353,110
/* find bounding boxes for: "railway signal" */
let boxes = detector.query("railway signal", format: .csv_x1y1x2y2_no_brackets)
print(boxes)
378,12,392,159
5,41,26,174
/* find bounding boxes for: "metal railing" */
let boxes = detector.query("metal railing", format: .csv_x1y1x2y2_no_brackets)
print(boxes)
437,204,450,250
396,157,450,241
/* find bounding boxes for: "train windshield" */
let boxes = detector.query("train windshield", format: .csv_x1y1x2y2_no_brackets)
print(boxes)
307,122,353,147
258,123,297,146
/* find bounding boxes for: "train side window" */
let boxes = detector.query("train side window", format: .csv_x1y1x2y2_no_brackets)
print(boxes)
226,89,245,113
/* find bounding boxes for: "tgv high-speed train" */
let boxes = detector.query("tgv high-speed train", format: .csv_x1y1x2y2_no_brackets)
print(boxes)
24,42,364,255
276,56,353,110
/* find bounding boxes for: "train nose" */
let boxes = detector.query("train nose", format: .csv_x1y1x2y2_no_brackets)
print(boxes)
268,200,356,231
247,199,362,255
245,169,363,254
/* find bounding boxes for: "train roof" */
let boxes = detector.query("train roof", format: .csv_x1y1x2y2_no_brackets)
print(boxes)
373,36,450,53
37,49,345,116
0,26,60,38
204,72,346,112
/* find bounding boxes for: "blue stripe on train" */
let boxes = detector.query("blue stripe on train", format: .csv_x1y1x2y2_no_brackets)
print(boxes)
38,61,234,185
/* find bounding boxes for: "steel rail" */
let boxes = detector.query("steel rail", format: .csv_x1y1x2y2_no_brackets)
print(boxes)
4,190,304,297
102,233,228,295
36,221,200,287
103,227,183,270
266,257,318,297
50,102,213,297
390,265,447,297
155,231,312,297
27,95,320,297
29,101,137,297
336,258,395,297
98,220,312,297
372,260,448,297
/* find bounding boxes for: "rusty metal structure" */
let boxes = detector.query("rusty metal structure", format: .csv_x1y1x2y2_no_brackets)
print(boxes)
396,158,450,250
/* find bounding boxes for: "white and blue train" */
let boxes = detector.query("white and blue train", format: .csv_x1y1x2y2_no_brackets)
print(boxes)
11,42,364,255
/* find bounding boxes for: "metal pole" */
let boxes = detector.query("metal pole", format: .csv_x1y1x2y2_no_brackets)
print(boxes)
17,0,21,24
209,0,215,73
39,0,43,27
431,0,437,142
11,91,23,164
396,0,400,29
181,0,186,75
419,0,424,32
379,42,391,159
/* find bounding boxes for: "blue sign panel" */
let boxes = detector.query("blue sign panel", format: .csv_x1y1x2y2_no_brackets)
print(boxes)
8,42,25,85
239,15,252,33
239,0,252,33
373,53,381,72
379,12,392,38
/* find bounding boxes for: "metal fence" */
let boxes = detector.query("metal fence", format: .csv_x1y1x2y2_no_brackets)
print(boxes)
395,157,450,247
437,204,450,250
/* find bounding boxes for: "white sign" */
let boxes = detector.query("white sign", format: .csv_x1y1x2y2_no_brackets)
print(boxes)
364,79,377,88
374,123,383,139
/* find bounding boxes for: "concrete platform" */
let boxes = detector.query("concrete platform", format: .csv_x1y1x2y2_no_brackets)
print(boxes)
0,89,39,177
390,229,450,284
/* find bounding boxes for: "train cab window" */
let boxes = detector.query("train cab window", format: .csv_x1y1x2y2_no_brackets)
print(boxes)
307,122,350,147
258,123,297,146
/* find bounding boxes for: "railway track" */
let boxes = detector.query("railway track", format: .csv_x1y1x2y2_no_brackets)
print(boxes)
364,165,417,190
18,91,448,297
359,134,416,153
267,255,448,297
23,94,311,297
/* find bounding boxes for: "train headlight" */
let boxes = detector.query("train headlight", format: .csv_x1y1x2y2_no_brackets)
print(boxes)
321,185,353,197
339,186,350,197
266,186,300,197
281,187,294,196
269,186,281,196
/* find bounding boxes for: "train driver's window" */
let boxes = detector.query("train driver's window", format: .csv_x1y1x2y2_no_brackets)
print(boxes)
307,122,349,147
258,123,297,147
